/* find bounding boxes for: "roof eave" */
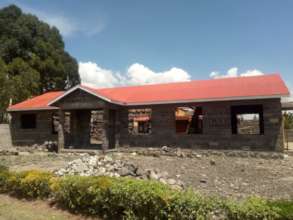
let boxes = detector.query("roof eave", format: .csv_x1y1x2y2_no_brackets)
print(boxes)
123,94,289,106
7,107,59,112
8,93,289,112
47,85,125,106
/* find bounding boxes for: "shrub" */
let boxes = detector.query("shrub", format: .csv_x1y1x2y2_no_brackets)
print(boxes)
226,197,280,220
166,190,225,220
6,170,29,196
5,170,53,199
0,165,10,193
19,170,53,198
104,178,172,219
269,200,293,220
52,175,114,216
53,177,223,219
0,168,292,219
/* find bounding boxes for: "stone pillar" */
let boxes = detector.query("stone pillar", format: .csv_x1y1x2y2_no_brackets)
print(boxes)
69,110,77,147
108,109,117,149
57,110,65,153
115,109,120,148
101,109,109,152
280,114,286,152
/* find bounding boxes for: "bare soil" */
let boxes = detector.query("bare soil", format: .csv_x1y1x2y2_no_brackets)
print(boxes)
0,194,100,220
0,152,80,172
122,153,293,200
1,150,293,200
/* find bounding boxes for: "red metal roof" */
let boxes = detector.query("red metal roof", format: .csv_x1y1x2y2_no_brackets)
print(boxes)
84,74,289,105
7,74,290,111
8,91,64,111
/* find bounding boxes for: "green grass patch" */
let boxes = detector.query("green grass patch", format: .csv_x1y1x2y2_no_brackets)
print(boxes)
269,200,293,220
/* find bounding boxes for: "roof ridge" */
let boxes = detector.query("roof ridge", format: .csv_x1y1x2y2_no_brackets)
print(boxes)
81,73,280,91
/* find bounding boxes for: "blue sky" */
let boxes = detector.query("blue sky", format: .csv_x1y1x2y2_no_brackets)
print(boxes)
1,0,293,91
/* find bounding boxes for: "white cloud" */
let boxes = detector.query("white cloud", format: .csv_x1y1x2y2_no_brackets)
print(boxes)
210,67,264,79
78,62,191,88
79,62,119,88
126,63,191,85
240,69,265,77
16,4,104,37
40,14,77,37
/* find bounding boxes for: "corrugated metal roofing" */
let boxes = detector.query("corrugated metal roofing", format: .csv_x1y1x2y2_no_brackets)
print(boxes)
7,74,290,111
8,91,64,111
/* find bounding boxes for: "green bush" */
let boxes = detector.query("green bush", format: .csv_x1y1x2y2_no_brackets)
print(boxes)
6,170,53,199
6,170,29,196
269,200,293,220
19,170,53,198
226,197,280,220
51,175,113,215
0,165,10,193
0,168,292,219
166,190,225,220
104,178,172,219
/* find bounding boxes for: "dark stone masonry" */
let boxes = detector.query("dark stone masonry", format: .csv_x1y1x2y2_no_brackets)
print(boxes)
119,99,283,151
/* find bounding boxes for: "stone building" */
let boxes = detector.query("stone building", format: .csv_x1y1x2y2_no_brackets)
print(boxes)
7,74,290,151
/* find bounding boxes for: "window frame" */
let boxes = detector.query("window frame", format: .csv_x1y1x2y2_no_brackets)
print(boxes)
128,108,152,135
137,120,151,134
175,106,203,135
231,105,264,135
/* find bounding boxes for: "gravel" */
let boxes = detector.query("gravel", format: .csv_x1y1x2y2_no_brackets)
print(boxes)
54,154,184,190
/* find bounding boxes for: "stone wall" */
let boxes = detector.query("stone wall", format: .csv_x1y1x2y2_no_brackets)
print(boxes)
284,129,293,142
54,89,110,110
10,110,58,146
0,124,12,148
9,97,284,151
118,98,284,151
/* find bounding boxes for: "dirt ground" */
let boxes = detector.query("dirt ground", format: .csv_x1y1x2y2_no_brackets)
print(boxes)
0,194,100,220
1,151,293,200
123,153,293,200
0,152,79,171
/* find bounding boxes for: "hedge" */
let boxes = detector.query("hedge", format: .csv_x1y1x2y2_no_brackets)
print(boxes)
0,165,292,220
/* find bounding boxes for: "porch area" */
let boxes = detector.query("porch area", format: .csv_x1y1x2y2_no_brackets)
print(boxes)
57,109,117,151
51,88,119,152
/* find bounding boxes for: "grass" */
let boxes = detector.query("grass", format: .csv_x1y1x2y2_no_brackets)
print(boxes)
0,194,99,220
269,200,293,220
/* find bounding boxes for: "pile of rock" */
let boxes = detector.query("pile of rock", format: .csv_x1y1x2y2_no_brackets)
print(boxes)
14,141,58,153
55,155,184,190
0,149,19,156
43,141,58,152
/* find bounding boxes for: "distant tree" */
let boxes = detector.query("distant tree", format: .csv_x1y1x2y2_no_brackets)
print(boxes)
284,112,293,129
8,58,40,104
0,59,9,122
0,4,80,122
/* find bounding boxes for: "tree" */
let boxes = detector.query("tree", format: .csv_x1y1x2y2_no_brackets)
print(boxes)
284,112,293,129
0,4,80,105
8,58,40,104
0,4,80,122
0,59,9,122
